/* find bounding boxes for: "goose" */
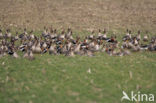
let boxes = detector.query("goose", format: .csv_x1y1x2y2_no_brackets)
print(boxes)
1,41,8,54
7,45,14,55
35,42,42,53
97,29,102,39
123,29,131,41
88,31,94,40
41,48,48,54
1,28,156,58
50,29,57,39
81,37,89,48
94,41,100,51
7,29,12,38
102,29,107,39
151,36,156,44
131,45,140,52
105,47,113,56
101,44,106,52
143,31,149,42
122,40,132,49
31,40,41,53
24,49,35,60
7,45,19,58
4,29,11,39
42,42,47,48
13,51,19,58
29,50,35,60
49,44,57,55
126,41,134,49
75,36,80,44
14,32,19,40
123,50,131,55
74,43,81,54
0,47,4,58
42,26,48,37
69,34,74,40
148,43,156,51
120,49,131,56
128,30,132,38
32,44,36,53
137,30,141,41
66,28,72,38
111,49,130,56
84,48,94,57
60,44,67,54
133,37,139,46
57,44,64,54
24,28,28,35
65,47,75,57
60,30,65,40
87,50,94,57
19,44,27,52
19,28,27,39
30,30,35,40
89,40,95,47
50,25,53,34
140,44,149,50
23,51,29,58
126,29,130,36
0,29,3,39
143,35,148,42
67,41,72,51
55,38,62,45
111,49,124,56
81,39,88,50
107,36,116,43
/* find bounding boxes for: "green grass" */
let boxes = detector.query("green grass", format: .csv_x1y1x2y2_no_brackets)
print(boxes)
0,50,156,103
0,0,156,102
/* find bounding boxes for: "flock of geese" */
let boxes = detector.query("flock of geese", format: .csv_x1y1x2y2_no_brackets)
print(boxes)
0,27,156,60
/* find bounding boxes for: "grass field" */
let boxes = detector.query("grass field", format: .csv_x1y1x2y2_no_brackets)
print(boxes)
0,0,156,103
0,50,156,103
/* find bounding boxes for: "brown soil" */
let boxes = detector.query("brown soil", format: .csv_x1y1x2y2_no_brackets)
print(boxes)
0,0,156,33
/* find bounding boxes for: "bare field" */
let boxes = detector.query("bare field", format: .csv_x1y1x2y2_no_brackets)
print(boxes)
0,0,156,33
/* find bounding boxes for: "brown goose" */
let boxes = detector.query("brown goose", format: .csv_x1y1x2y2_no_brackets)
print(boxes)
143,31,149,42
13,51,19,58
0,47,4,58
8,45,19,58
4,29,12,39
29,50,35,60
102,29,107,39
97,29,102,38
88,31,94,40
49,43,57,55
35,42,42,53
30,30,35,40
0,29,3,39
65,46,75,57
137,30,141,41
66,28,73,39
